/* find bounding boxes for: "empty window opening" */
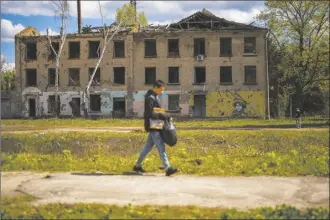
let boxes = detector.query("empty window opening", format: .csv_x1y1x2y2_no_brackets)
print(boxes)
49,42,59,59
194,38,205,56
26,69,37,86
26,42,37,60
244,66,257,84
194,67,206,84
168,39,179,57
88,68,101,85
88,41,100,58
145,67,156,84
48,95,60,113
48,68,58,86
69,41,80,59
90,94,101,112
68,68,80,86
168,67,179,84
244,37,256,54
220,66,232,84
113,67,125,84
168,95,180,111
114,41,125,58
144,39,157,57
220,38,232,56
113,97,126,118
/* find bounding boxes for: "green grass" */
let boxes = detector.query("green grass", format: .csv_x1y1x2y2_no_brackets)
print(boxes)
2,117,329,130
1,195,329,219
2,130,329,176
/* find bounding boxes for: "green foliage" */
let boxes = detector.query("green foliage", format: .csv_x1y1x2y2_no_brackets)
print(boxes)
116,3,148,31
257,1,329,114
1,130,328,176
82,24,92,33
0,69,15,91
1,196,329,219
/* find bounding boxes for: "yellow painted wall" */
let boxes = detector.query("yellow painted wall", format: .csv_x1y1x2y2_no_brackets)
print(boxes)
205,91,265,118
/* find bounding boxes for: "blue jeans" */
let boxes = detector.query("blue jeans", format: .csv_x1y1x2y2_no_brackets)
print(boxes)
136,131,171,170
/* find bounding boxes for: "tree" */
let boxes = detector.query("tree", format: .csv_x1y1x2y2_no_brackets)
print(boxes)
0,57,15,92
83,2,148,118
257,1,329,113
47,0,70,117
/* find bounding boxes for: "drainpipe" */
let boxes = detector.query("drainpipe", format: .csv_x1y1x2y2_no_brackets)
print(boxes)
265,30,271,120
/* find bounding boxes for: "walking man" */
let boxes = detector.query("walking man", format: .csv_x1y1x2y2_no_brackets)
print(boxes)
295,108,302,128
133,80,178,176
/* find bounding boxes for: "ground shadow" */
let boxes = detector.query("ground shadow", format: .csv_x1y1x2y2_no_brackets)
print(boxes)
71,171,164,177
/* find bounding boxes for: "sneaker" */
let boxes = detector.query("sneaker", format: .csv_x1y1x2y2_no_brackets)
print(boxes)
133,165,146,173
165,167,178,176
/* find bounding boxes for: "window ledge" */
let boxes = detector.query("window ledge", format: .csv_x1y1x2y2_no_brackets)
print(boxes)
167,55,180,58
167,83,180,85
113,56,126,59
88,57,99,59
26,85,37,87
244,82,258,85
219,54,233,57
68,84,81,87
243,53,257,57
68,57,80,60
192,83,207,85
144,56,158,58
112,83,126,86
220,82,233,85
24,59,37,61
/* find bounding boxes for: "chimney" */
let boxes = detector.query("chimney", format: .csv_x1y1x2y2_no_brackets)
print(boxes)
77,0,82,33
130,0,137,21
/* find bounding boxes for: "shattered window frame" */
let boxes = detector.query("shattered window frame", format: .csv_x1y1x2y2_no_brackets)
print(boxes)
68,41,81,59
220,38,232,57
48,68,58,86
168,67,180,84
168,95,180,111
244,66,257,84
89,94,101,112
144,39,157,58
194,67,206,84
48,42,59,60
114,40,125,58
68,68,80,86
145,67,156,85
194,38,206,56
168,39,179,57
25,41,37,60
244,37,256,55
25,69,37,87
113,67,126,85
88,41,100,59
220,66,233,84
88,67,101,86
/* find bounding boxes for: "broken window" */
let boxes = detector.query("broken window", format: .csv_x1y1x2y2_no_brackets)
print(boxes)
113,67,125,84
168,39,179,57
114,41,125,58
69,41,80,59
48,95,60,113
220,38,232,56
25,42,37,60
194,67,206,84
26,69,37,86
244,66,257,84
220,66,232,84
168,95,180,111
48,68,58,86
68,68,80,86
90,94,101,112
113,97,126,118
244,37,256,54
88,68,101,85
194,38,205,56
168,67,179,84
88,41,100,58
145,67,156,85
48,42,59,60
144,39,157,57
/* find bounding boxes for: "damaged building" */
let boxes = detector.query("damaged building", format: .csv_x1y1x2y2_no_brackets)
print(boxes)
15,9,268,118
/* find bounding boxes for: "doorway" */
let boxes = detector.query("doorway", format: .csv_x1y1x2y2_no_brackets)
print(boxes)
71,98,81,117
28,98,36,117
193,95,206,118
113,97,126,118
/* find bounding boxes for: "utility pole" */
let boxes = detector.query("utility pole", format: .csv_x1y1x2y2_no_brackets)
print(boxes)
77,0,82,33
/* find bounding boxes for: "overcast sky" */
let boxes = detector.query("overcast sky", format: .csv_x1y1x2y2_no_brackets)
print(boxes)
1,1,265,66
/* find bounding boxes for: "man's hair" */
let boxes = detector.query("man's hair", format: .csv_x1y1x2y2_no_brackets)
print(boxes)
153,80,165,88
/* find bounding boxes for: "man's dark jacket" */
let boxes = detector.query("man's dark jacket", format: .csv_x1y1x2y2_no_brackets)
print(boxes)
144,90,166,132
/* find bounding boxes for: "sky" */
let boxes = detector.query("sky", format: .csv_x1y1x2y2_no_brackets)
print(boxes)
0,0,265,70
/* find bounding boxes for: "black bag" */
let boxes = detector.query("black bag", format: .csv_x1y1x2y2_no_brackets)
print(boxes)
161,118,177,147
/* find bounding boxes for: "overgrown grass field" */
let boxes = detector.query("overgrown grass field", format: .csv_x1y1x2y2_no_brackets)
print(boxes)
2,117,329,130
1,195,329,219
2,130,328,176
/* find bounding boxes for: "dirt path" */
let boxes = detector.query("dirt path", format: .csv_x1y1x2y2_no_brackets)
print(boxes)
1,172,329,210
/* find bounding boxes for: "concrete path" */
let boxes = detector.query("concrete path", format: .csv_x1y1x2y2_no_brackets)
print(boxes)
1,172,329,210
